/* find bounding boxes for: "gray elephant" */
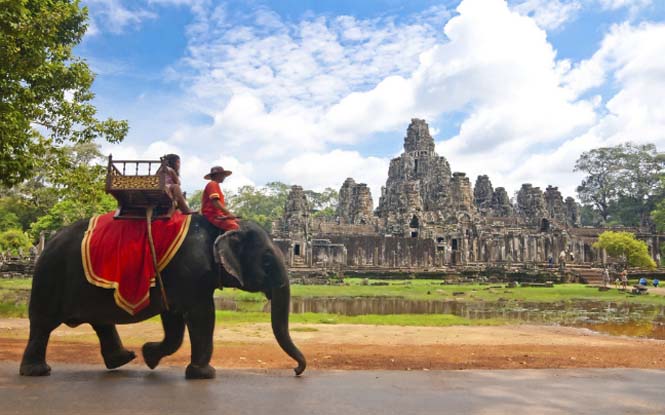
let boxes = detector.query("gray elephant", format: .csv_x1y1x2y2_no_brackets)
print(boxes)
20,216,306,379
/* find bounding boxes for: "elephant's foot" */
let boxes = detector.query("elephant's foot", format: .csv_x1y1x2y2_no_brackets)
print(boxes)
142,342,164,370
185,364,216,379
103,349,136,370
19,361,51,376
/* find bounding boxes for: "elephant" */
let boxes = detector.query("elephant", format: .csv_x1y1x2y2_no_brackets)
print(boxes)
19,215,306,379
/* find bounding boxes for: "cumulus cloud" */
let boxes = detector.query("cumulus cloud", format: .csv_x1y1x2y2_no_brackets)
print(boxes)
101,0,665,204
281,150,389,203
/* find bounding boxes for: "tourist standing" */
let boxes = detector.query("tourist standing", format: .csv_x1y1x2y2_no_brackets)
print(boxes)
602,267,610,287
620,269,628,290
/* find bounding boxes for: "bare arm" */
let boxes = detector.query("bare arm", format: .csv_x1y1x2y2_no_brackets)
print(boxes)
212,199,235,218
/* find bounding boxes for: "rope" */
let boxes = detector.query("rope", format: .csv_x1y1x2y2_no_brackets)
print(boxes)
146,206,170,311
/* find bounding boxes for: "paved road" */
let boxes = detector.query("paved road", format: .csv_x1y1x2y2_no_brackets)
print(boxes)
1,363,664,414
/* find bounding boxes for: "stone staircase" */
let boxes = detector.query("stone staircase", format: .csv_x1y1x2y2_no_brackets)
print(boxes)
291,256,307,268
570,266,604,285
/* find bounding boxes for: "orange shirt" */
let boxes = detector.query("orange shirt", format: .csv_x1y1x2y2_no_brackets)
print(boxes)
202,180,225,218
201,181,239,231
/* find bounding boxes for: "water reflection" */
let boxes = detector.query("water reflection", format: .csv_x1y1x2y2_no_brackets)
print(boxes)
214,296,665,340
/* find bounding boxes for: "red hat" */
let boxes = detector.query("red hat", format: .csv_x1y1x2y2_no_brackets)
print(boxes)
204,166,232,180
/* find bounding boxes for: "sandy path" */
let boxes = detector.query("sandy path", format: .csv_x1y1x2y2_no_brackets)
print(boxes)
3,318,665,371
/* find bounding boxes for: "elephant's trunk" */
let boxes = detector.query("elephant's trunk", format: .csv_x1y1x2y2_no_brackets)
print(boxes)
270,284,306,376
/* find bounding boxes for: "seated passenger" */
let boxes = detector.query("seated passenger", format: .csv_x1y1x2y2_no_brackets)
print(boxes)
162,154,197,215
201,166,239,232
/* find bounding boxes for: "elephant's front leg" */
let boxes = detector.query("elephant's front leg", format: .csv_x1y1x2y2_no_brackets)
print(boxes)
142,311,185,370
184,298,216,379
92,324,137,369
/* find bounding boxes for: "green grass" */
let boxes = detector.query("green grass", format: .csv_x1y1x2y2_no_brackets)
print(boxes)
217,279,665,305
0,279,32,289
214,310,507,327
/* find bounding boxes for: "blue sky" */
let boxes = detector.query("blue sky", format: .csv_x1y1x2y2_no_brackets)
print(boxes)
79,0,665,204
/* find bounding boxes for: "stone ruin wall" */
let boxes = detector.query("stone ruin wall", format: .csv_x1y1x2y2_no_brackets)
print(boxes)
273,118,663,270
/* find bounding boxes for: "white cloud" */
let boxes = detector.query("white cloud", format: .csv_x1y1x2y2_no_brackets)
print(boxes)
98,0,665,205
281,150,389,207
84,0,157,34
512,0,582,30
599,0,651,11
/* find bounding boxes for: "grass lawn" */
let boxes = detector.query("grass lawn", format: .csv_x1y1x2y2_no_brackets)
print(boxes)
218,278,665,305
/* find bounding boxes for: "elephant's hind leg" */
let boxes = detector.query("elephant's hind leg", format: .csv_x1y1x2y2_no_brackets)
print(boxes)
20,321,59,376
92,324,136,369
142,311,185,370
184,298,216,379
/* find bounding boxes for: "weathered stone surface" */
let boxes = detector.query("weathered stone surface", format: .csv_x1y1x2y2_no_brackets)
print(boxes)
544,186,567,224
338,178,374,225
450,172,474,213
490,187,513,217
376,118,452,223
516,184,547,225
474,175,493,213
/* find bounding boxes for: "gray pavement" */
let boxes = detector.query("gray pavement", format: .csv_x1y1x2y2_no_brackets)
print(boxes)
1,362,664,414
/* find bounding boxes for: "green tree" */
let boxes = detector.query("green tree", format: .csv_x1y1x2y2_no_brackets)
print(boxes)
226,182,290,231
593,231,656,269
0,0,127,187
305,188,339,218
575,143,665,226
187,189,203,211
0,228,33,255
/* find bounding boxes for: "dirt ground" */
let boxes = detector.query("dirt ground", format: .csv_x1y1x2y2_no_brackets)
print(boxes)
3,318,665,371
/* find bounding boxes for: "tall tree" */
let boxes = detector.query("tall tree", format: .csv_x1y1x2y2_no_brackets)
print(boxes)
305,187,338,218
226,182,291,231
0,0,127,187
575,143,665,226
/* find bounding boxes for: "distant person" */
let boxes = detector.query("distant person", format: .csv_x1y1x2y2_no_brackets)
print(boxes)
639,277,648,286
161,154,197,215
548,255,553,268
620,269,628,290
602,268,610,287
558,250,566,270
653,279,660,287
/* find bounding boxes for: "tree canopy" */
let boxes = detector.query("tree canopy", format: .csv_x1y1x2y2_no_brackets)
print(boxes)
0,0,127,187
575,143,665,227
593,231,656,269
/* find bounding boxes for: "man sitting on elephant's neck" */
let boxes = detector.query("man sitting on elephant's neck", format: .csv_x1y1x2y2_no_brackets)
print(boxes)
201,166,240,232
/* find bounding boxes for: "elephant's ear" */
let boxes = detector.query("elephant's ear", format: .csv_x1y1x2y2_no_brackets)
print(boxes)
214,230,244,287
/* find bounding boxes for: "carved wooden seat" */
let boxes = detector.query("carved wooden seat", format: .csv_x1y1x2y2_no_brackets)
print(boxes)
105,155,175,220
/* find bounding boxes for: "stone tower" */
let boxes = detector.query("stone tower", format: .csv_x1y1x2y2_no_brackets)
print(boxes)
282,185,310,234
376,118,452,220
490,187,513,217
450,172,474,212
474,175,494,213
337,178,374,224
516,184,547,225
544,186,568,224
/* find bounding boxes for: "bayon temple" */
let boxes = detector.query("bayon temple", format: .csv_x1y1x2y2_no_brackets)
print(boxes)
271,119,662,273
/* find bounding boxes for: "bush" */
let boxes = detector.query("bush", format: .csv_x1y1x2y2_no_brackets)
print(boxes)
0,229,33,255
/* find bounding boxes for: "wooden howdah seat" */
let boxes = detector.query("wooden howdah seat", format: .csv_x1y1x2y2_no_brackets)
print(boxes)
105,155,176,220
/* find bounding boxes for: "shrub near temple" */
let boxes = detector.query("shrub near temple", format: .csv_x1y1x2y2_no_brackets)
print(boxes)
593,231,656,269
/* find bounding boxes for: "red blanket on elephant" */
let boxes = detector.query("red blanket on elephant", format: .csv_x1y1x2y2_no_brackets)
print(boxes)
81,211,192,315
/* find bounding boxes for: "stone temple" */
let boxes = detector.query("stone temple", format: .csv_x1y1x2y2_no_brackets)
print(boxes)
271,119,662,273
